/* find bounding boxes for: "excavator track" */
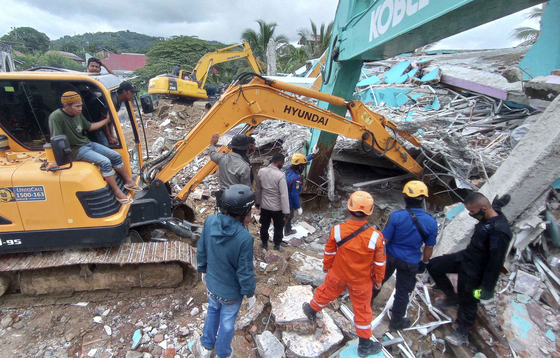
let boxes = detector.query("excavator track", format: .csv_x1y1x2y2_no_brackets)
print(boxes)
0,241,197,297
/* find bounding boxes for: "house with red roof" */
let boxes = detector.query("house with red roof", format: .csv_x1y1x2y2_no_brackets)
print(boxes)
91,50,147,78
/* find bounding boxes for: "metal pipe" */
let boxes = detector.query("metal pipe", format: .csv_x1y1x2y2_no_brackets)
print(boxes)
385,332,415,358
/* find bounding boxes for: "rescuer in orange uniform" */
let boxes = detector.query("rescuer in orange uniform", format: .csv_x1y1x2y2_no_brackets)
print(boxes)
302,191,386,357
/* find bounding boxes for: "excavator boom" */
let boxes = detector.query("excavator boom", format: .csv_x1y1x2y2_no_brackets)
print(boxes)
193,42,263,89
147,74,422,201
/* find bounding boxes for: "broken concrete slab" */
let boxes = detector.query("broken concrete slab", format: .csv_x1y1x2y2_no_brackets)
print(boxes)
256,330,285,358
235,300,265,330
434,96,560,256
513,270,541,297
290,252,326,287
324,308,357,340
282,309,344,358
271,285,314,326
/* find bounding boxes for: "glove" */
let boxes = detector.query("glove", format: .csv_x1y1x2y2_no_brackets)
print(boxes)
297,208,303,216
418,260,428,274
247,295,256,310
312,145,319,155
201,273,206,283
283,214,290,222
473,289,493,301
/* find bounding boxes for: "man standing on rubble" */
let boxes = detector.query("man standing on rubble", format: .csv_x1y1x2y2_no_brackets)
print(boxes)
284,147,318,236
255,153,290,251
371,181,437,330
209,132,252,208
302,191,386,357
428,193,512,346
195,184,256,358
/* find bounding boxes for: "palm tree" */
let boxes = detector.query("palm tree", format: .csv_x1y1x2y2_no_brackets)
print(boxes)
297,19,334,58
277,44,308,74
241,20,289,64
511,5,544,43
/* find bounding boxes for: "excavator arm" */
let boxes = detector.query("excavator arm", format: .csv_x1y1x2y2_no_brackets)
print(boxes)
145,73,422,202
193,42,263,89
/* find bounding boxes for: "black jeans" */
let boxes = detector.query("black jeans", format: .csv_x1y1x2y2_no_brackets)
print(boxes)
372,254,418,320
260,208,284,246
427,252,482,332
284,208,295,233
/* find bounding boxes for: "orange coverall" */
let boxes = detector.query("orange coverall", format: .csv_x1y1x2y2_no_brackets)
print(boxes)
310,219,386,338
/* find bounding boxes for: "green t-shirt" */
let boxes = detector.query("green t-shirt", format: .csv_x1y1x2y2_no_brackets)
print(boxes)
48,108,92,159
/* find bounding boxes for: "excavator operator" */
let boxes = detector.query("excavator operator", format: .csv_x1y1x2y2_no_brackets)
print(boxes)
302,191,386,357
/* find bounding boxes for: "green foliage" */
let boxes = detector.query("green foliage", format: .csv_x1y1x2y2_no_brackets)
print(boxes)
241,20,289,65
511,5,543,42
277,45,308,74
1,27,50,53
51,30,159,54
297,19,333,58
15,52,85,71
131,36,247,89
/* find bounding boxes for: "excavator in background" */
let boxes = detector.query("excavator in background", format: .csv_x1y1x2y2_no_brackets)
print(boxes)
148,42,263,102
0,70,421,297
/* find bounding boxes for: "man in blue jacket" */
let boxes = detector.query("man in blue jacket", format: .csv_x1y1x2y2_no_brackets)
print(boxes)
284,149,316,236
371,180,437,330
194,184,256,358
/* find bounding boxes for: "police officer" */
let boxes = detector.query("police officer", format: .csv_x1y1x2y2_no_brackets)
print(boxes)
371,181,437,330
427,192,512,346
284,148,317,236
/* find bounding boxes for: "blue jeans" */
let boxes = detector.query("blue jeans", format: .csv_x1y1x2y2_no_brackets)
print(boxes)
76,142,124,177
201,291,242,358
93,130,109,147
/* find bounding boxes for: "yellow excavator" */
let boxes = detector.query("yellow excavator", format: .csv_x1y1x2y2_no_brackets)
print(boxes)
148,42,263,102
0,70,422,296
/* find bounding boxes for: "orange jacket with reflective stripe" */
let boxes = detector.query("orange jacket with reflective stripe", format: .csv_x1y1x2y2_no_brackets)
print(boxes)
323,219,387,285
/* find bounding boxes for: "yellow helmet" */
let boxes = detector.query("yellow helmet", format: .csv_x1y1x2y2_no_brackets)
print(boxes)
291,153,309,165
348,191,374,215
402,181,428,198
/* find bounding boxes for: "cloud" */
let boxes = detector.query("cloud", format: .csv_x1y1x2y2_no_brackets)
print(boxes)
0,0,541,51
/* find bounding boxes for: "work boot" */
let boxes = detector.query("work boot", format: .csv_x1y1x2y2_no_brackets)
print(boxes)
273,245,283,252
435,296,458,311
357,337,383,357
284,229,297,236
302,302,317,323
261,242,268,250
389,317,411,331
445,328,469,346
223,349,235,358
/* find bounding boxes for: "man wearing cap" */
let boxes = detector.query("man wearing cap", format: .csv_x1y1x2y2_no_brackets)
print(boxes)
284,147,318,236
115,81,140,112
48,91,141,204
302,191,386,357
255,153,290,251
209,132,252,208
371,181,437,330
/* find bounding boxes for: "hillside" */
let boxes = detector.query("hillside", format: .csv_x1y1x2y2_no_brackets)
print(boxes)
51,30,159,54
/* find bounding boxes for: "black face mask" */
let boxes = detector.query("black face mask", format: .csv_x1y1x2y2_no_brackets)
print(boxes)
469,208,485,221
277,164,284,170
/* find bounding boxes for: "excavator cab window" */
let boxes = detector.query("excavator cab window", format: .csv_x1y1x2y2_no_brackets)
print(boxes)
0,80,120,150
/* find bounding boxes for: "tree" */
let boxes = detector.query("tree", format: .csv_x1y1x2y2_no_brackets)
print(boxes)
131,36,239,88
1,27,50,53
241,20,289,64
15,52,84,71
297,20,333,58
277,44,308,74
511,5,544,43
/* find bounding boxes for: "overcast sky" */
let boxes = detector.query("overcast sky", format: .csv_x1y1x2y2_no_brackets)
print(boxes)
0,0,540,50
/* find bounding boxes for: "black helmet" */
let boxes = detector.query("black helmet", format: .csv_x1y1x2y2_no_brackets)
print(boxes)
228,134,250,150
222,184,255,215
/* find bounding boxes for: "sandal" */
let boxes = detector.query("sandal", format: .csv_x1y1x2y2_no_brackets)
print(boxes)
117,197,134,205
124,183,142,191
